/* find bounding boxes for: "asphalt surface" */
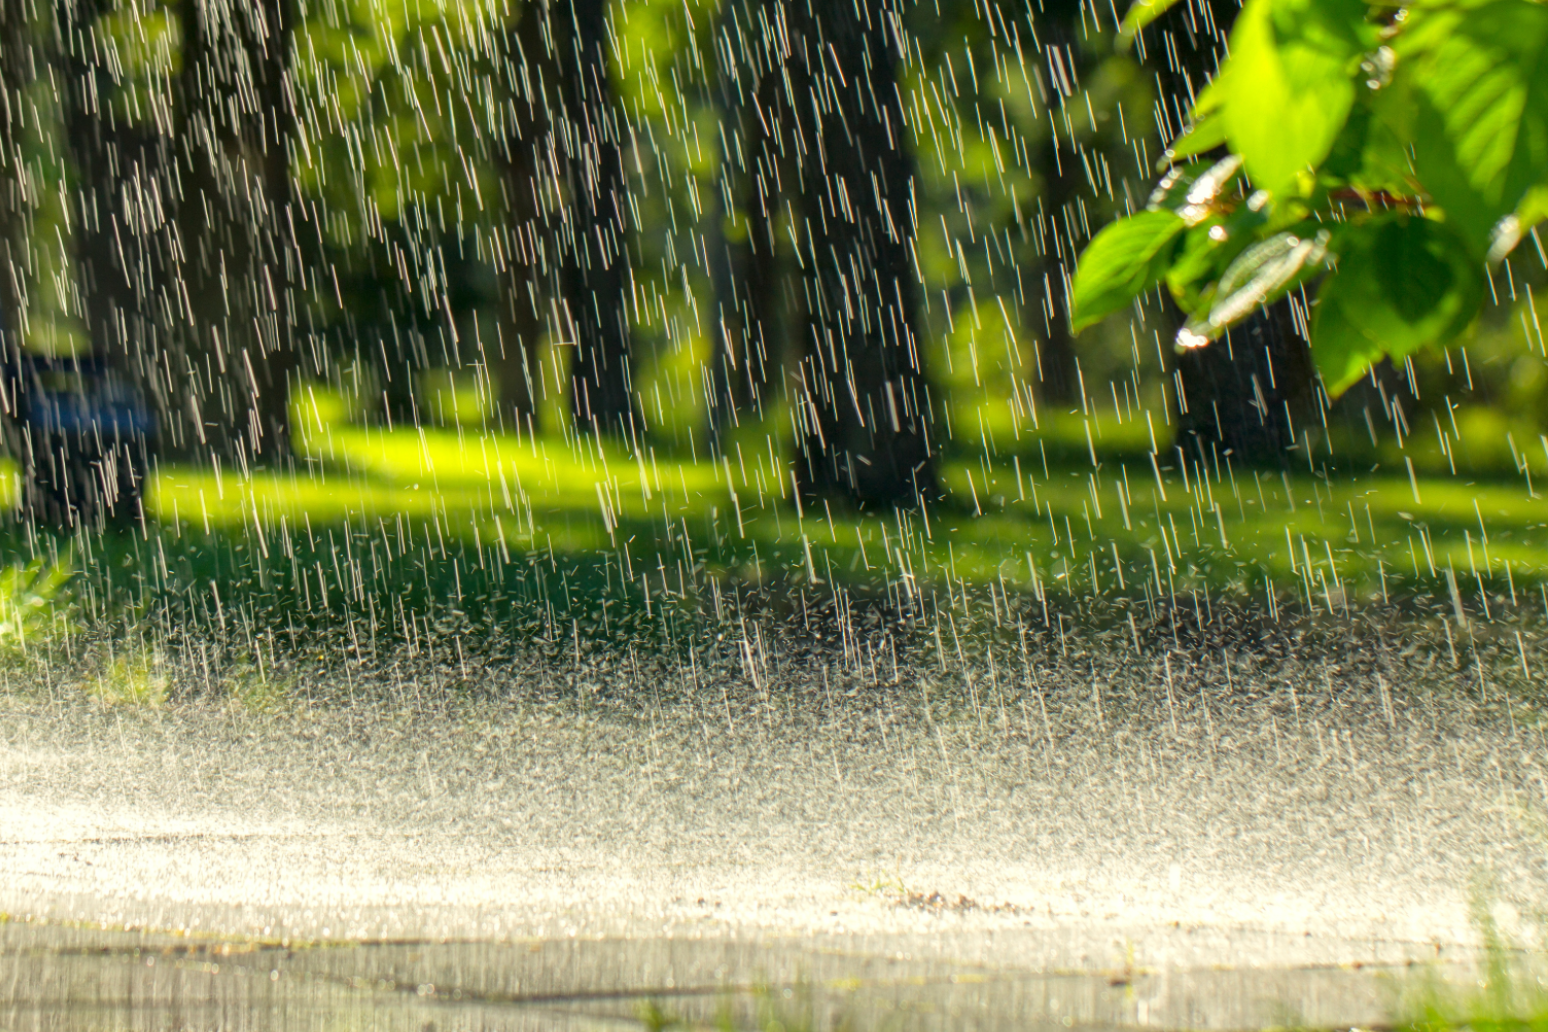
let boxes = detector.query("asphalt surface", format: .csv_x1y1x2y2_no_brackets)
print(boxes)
0,636,1538,1027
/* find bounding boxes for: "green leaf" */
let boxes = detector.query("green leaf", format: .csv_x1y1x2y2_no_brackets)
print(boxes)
1161,76,1230,167
1487,185,1548,262
1146,154,1243,223
1321,100,1415,197
1164,113,1228,167
1070,210,1187,332
1178,229,1330,346
1223,0,1365,196
1310,286,1386,400
1519,185,1548,231
1312,216,1483,396
1165,223,1234,311
1119,0,1185,45
1162,198,1275,310
1397,0,1548,254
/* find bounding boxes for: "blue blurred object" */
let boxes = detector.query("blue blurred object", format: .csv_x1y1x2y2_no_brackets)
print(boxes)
18,354,156,437
2,348,156,529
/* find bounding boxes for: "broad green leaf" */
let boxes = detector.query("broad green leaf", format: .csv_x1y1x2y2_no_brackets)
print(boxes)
1164,113,1228,166
1487,186,1548,262
1177,229,1329,346
1164,222,1234,311
1162,199,1275,310
1070,210,1187,332
1224,0,1365,196
1312,216,1483,395
1119,0,1185,45
1146,154,1243,223
1310,286,1387,399
1162,75,1230,166
1321,99,1415,197
1519,185,1548,231
1394,1,1548,255
1216,232,1319,299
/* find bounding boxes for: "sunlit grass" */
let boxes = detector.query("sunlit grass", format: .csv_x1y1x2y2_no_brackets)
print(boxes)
133,410,1548,618
1388,883,1548,1032
88,649,169,707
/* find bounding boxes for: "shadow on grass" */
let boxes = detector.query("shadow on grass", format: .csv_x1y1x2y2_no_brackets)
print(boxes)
136,417,1548,620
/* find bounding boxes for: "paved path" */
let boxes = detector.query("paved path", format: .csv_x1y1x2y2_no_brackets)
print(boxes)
0,670,1535,1027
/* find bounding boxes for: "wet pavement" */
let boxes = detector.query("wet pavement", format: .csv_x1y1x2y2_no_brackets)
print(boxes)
0,919,1465,1031
0,651,1536,1029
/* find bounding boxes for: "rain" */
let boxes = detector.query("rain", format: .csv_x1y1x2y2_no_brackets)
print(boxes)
0,0,1546,1027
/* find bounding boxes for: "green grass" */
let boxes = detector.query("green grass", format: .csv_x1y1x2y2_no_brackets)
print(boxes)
0,396,1541,668
1390,885,1548,1032
134,411,1548,621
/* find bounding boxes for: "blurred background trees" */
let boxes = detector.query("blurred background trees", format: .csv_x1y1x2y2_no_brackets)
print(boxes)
0,0,1540,529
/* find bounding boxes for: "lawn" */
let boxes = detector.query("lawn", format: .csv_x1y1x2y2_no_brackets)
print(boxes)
130,404,1548,625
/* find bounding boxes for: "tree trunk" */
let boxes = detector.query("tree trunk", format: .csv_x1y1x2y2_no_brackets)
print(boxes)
50,0,168,526
551,0,635,438
252,0,296,465
176,0,295,471
488,4,551,428
1139,0,1313,467
707,40,784,449
784,1,936,508
0,0,32,415
0,0,158,528
1172,300,1315,468
0,2,30,343
1026,7,1090,407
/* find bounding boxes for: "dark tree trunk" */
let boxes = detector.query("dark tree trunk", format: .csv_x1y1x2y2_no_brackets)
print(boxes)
1030,164,1084,407
50,0,169,526
0,0,161,528
176,0,295,471
0,5,50,522
489,4,551,426
551,0,635,437
784,1,936,508
1173,301,1315,468
1026,5,1091,408
0,2,29,337
0,1,32,380
253,0,296,464
1140,0,1313,467
707,34,784,449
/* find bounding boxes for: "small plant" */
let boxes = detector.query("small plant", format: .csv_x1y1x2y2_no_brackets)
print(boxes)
742,984,831,1032
89,649,169,707
0,550,74,660
223,658,292,713
850,871,909,901
638,999,684,1032
1393,878,1548,1032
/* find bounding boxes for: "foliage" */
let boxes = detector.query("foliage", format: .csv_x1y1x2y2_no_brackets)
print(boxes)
0,550,74,660
93,0,180,129
291,0,509,231
609,0,721,452
1071,0,1548,397
90,649,170,707
906,6,1155,356
931,299,1039,449
638,982,827,1032
1391,878,1548,1032
289,0,511,352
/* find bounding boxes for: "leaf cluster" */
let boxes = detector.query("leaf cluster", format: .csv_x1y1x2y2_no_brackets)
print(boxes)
0,550,75,661
1072,0,1548,396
